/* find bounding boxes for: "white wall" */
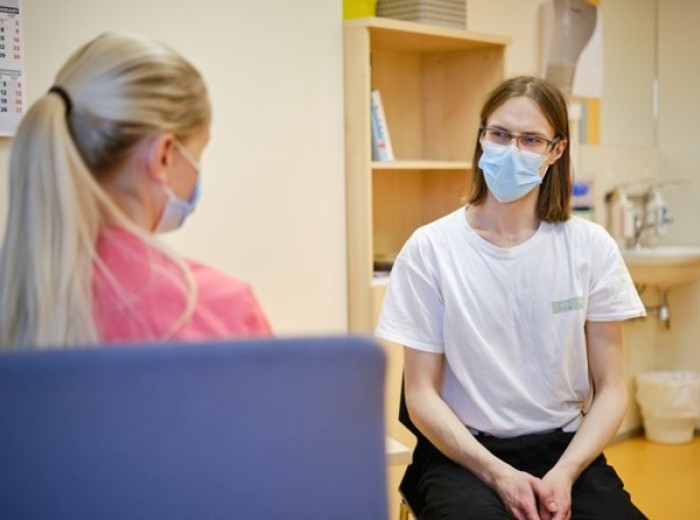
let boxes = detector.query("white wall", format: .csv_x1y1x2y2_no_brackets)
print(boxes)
467,0,544,76
652,0,700,379
0,0,347,335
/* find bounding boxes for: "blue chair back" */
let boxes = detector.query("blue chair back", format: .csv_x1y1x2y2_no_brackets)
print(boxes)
0,336,387,519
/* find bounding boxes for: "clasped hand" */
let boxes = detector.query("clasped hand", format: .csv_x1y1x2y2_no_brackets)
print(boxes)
495,466,572,520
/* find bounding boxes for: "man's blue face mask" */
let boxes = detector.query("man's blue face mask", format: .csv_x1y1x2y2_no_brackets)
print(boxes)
478,141,549,203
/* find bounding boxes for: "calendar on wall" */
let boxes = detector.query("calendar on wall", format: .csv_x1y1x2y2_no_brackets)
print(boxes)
0,0,24,136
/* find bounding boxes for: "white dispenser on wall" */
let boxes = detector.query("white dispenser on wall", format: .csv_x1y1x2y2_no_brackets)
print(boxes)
646,188,670,237
620,191,635,243
606,188,635,247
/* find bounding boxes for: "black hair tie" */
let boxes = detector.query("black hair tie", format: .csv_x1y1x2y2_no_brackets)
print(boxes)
48,85,72,115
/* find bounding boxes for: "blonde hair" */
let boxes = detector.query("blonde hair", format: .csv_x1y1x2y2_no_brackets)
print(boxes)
0,32,210,349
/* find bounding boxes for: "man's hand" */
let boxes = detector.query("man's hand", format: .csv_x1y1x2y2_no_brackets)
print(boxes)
493,467,542,520
534,467,573,520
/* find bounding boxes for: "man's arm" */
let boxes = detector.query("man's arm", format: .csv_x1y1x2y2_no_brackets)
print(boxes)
536,320,629,520
404,347,542,520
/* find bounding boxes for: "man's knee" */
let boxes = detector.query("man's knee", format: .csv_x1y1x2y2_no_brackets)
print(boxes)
572,456,647,519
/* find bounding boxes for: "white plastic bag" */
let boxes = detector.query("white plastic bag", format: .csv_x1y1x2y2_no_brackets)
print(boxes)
636,371,700,444
637,371,700,416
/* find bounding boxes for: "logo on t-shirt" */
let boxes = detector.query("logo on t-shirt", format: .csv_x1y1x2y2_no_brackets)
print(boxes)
551,296,583,314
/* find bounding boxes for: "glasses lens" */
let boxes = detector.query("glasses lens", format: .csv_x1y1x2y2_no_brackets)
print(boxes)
518,135,549,153
483,128,512,146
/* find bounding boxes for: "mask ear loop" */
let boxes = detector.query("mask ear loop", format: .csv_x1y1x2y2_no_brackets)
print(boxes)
174,140,201,174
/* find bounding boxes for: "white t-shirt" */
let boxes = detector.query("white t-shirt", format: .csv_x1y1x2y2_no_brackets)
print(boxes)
376,207,645,438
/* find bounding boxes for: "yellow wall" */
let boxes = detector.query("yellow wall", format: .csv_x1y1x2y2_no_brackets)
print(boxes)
0,0,347,335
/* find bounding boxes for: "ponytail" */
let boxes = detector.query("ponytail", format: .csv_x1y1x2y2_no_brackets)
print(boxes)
0,94,103,348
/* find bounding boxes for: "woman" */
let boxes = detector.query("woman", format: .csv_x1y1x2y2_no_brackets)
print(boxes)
0,33,271,349
377,76,646,519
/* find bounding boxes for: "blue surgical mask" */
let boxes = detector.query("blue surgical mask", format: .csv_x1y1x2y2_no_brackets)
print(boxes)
154,141,202,233
154,183,201,233
478,141,548,203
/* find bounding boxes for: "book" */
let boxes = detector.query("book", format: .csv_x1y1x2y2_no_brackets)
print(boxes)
370,90,395,161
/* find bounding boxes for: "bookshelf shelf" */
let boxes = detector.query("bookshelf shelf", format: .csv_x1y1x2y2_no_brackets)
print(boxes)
370,275,389,288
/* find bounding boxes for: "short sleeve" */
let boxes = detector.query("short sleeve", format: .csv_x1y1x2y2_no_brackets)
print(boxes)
375,230,445,352
587,229,646,321
188,262,273,338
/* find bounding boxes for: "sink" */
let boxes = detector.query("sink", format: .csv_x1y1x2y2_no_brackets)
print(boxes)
622,245,700,287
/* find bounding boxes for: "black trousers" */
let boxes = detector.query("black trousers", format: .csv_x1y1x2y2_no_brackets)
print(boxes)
414,430,647,520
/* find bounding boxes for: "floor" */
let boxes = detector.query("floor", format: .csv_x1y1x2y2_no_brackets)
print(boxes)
604,434,700,519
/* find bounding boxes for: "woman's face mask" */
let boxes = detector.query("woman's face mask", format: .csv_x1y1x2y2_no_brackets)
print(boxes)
154,141,202,233
478,141,549,203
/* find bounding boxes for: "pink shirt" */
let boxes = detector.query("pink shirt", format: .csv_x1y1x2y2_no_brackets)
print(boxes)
93,228,272,343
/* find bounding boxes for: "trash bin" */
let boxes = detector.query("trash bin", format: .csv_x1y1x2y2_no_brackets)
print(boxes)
636,371,700,444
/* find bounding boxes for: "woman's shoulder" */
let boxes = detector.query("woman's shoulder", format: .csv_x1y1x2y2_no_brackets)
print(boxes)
185,260,272,337
186,258,256,299
94,227,271,341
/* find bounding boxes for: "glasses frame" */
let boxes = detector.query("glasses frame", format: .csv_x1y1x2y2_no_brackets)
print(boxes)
479,126,559,152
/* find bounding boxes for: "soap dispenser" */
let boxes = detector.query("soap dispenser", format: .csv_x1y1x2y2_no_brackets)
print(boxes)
606,189,623,245
619,191,635,243
648,188,670,236
606,189,634,247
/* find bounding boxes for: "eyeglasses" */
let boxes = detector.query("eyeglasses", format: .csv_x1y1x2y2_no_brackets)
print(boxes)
480,127,558,154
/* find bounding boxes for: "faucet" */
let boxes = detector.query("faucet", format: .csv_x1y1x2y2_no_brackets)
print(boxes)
627,187,672,249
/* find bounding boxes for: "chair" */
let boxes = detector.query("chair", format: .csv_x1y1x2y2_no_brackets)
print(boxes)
0,336,387,520
398,375,430,519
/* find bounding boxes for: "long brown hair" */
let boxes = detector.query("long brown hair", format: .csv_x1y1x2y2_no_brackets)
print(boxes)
468,76,571,222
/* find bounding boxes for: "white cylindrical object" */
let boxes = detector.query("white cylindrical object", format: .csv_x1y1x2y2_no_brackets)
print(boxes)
636,371,700,444
608,191,623,241
652,190,669,236
620,192,635,239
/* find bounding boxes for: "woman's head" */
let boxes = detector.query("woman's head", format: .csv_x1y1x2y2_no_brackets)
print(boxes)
55,32,210,175
468,75,571,222
0,32,210,349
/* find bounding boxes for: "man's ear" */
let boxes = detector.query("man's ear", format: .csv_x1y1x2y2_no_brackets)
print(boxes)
145,133,176,184
549,139,568,165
